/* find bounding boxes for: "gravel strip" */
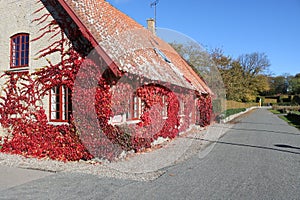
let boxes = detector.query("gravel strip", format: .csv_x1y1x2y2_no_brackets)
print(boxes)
0,152,165,181
0,124,232,182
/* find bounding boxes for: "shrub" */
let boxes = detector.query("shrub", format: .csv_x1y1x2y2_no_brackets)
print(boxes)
285,113,300,128
272,105,300,113
292,95,300,105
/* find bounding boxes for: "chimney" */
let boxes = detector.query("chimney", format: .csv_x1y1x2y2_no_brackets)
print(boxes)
147,18,156,35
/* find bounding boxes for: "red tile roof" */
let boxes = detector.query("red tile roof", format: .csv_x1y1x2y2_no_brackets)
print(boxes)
59,0,211,94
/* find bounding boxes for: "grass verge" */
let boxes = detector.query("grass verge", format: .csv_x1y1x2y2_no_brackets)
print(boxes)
268,109,281,114
279,113,300,129
222,108,247,118
291,111,300,115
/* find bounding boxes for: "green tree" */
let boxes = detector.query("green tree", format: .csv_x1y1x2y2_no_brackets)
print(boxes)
236,53,271,101
170,43,226,113
268,75,288,95
170,43,271,103
210,49,244,101
211,50,270,102
289,73,300,94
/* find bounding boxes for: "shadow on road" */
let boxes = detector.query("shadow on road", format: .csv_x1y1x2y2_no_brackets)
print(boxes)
188,137,300,155
213,124,300,136
236,121,290,126
274,144,300,150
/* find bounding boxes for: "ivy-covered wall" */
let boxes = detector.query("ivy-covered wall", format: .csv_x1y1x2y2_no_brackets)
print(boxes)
0,1,212,161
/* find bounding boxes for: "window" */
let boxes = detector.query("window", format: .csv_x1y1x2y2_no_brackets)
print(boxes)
127,94,143,120
162,95,168,118
190,99,197,124
179,100,185,115
132,96,140,119
50,85,72,122
154,47,171,63
195,99,201,125
10,33,29,68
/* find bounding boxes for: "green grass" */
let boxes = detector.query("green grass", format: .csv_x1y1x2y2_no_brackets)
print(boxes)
269,109,281,114
222,108,247,118
270,107,300,129
291,111,300,115
279,113,300,129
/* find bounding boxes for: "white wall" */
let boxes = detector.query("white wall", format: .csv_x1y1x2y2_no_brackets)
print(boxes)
0,0,65,133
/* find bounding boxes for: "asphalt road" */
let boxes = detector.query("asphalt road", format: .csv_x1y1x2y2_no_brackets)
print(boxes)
1,109,300,200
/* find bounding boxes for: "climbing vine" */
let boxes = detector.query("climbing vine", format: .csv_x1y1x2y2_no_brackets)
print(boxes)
197,94,213,127
0,72,92,161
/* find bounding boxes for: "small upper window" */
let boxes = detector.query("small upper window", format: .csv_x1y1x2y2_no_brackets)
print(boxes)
10,33,29,68
154,48,171,63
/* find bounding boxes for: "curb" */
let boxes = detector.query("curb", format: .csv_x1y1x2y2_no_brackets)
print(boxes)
220,106,271,124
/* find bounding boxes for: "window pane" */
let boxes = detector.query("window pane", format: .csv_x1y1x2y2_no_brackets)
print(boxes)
50,85,72,122
11,34,29,68
15,37,20,44
15,59,19,66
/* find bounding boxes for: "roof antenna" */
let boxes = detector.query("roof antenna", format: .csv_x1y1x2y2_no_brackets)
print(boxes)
150,0,159,28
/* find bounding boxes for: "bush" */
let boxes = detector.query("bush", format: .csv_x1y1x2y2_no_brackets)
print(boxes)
285,113,300,128
264,97,277,105
226,100,257,110
272,105,300,113
292,95,300,105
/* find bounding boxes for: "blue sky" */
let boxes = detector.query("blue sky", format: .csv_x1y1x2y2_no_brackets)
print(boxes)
107,0,300,76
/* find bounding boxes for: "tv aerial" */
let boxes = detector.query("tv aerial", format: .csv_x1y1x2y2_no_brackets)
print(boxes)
150,0,159,26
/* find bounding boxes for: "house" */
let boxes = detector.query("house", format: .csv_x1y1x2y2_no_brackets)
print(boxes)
0,0,212,161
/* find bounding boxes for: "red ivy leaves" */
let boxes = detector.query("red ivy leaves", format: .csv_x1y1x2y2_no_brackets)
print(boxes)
1,122,92,161
135,85,180,146
197,95,213,127
0,71,92,162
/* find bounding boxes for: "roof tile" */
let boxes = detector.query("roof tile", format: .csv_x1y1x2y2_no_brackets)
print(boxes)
62,0,211,93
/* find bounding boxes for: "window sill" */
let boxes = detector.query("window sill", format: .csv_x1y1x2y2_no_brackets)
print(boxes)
48,121,69,126
6,67,29,73
126,119,142,124
110,119,141,126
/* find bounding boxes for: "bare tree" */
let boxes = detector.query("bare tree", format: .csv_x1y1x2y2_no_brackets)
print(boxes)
238,52,270,76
